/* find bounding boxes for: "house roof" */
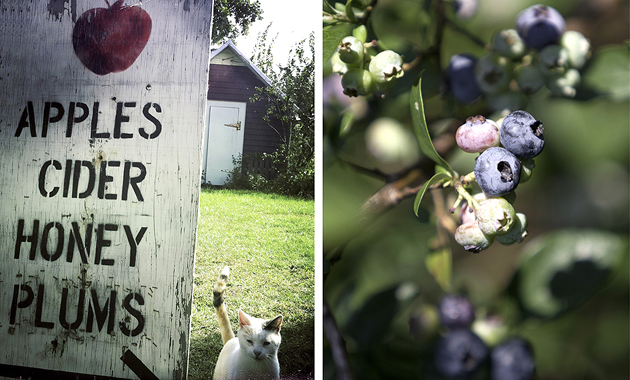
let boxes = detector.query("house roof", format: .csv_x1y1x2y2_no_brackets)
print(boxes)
210,39,275,89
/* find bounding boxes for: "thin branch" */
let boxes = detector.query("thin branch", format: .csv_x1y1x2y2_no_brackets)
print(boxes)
431,187,458,236
323,301,353,380
444,18,491,50
357,127,457,219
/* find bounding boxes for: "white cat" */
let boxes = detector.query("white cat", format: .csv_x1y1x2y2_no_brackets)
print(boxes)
212,266,283,380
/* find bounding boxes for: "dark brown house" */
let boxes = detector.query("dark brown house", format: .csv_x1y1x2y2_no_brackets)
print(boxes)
203,40,285,185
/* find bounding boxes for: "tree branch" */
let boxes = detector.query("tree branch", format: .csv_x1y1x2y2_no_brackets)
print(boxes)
323,301,353,380
357,126,457,220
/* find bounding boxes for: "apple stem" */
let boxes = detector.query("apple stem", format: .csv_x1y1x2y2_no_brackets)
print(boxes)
105,0,111,7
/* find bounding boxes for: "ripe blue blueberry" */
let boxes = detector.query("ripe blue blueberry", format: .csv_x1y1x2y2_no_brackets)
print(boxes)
452,0,478,20
446,54,482,104
500,110,545,159
434,329,488,378
438,295,476,329
490,338,536,380
516,4,565,50
474,147,522,197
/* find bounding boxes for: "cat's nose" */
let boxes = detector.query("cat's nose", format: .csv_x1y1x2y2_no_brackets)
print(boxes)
254,347,263,358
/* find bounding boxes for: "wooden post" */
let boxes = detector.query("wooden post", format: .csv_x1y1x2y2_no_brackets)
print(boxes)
0,1,213,378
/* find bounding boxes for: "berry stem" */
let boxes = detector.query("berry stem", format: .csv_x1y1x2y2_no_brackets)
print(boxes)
461,171,476,184
454,180,480,211
449,193,464,213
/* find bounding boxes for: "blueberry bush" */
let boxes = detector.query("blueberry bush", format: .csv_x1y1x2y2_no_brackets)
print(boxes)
323,1,629,379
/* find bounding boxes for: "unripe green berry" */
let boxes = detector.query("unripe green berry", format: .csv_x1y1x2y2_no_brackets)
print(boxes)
560,30,591,69
492,29,526,60
470,191,516,206
330,51,356,75
537,44,570,75
338,36,364,64
341,68,373,97
475,54,512,94
547,68,581,98
476,198,516,236
500,191,517,205
368,50,404,84
519,158,535,183
515,65,546,94
472,314,508,347
486,91,526,114
455,222,495,253
496,212,528,245
364,117,421,174
372,80,397,94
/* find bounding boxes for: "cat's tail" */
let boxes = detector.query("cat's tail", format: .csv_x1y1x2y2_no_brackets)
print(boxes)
213,266,235,345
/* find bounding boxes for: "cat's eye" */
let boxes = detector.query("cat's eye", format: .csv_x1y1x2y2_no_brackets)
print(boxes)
247,340,253,345
263,342,270,346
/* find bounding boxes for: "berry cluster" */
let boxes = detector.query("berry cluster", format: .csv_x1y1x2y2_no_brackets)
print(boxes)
434,295,536,380
330,26,404,97
447,4,591,110
453,110,543,253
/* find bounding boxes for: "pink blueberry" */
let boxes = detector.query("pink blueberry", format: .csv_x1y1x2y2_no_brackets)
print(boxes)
456,115,501,153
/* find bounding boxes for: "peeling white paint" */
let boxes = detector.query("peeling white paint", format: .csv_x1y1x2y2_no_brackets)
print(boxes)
0,1,213,378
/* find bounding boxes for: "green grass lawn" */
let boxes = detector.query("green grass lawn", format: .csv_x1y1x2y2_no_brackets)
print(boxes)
189,189,315,380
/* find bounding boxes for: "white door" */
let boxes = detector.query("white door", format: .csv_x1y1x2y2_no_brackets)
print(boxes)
203,101,246,185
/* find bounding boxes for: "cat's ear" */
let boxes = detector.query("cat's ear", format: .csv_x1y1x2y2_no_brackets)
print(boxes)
238,309,252,328
264,315,282,332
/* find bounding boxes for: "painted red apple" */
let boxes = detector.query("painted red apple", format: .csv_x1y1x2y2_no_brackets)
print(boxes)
73,0,152,75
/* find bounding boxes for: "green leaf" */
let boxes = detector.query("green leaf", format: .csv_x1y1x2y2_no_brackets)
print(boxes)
323,23,354,66
425,247,452,292
339,111,355,137
435,165,450,176
323,0,336,14
410,74,454,174
344,283,418,349
413,172,450,216
345,0,358,22
515,229,626,318
582,45,630,101
323,257,332,274
352,25,367,44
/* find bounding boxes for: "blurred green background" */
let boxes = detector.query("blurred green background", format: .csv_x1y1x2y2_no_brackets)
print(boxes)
323,0,629,379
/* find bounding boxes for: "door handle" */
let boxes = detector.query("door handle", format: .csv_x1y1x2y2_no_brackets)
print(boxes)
224,121,241,130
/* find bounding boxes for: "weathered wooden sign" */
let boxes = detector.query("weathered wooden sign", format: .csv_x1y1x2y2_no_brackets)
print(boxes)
0,1,213,378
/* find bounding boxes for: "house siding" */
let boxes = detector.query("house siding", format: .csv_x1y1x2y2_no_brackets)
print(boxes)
207,64,285,155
